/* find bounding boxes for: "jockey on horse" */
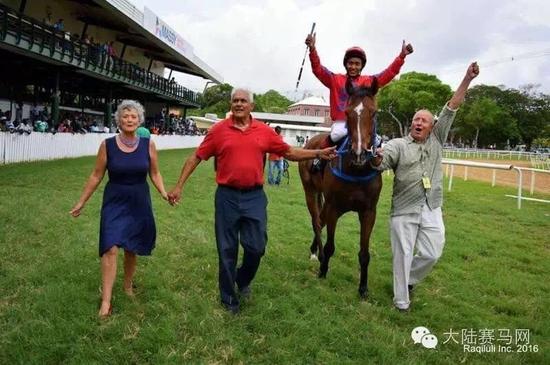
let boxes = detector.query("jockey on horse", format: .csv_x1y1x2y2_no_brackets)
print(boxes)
305,32,413,172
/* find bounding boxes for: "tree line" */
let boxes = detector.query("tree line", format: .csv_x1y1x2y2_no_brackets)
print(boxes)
189,84,294,119
191,76,550,151
377,72,550,151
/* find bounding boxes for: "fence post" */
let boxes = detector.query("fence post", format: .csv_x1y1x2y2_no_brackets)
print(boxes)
515,167,523,209
492,169,496,187
530,170,535,195
464,166,468,181
448,165,454,191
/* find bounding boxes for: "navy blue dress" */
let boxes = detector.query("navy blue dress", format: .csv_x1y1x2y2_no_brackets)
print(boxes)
99,137,156,256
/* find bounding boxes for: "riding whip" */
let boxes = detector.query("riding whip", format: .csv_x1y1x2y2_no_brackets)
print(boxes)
295,22,316,91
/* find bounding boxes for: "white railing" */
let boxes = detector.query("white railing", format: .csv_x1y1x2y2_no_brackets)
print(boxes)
442,158,550,209
507,167,550,209
443,148,546,162
0,132,203,164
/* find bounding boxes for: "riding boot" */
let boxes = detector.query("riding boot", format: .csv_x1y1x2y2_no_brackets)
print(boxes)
312,135,334,172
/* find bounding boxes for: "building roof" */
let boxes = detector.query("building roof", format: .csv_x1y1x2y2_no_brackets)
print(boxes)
252,112,324,124
289,96,328,108
188,116,330,133
98,0,222,82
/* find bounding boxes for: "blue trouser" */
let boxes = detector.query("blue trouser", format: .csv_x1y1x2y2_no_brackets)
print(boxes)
268,159,284,185
215,185,268,308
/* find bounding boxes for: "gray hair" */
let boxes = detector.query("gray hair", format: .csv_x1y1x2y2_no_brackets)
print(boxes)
413,109,435,125
115,100,145,126
230,87,254,103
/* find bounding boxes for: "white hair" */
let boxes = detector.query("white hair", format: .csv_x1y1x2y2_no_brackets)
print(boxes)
115,100,145,126
231,88,254,103
413,109,435,124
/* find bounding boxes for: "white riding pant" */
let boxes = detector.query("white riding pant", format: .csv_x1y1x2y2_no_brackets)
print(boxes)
390,205,445,310
330,120,382,146
330,121,348,143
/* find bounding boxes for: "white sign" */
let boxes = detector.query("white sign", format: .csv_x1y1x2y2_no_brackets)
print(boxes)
143,7,194,60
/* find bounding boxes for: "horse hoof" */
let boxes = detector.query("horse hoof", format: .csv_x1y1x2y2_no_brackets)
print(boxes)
310,254,318,261
318,271,327,279
359,290,369,300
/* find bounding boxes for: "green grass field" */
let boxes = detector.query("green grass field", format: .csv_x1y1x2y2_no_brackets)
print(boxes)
1,149,548,364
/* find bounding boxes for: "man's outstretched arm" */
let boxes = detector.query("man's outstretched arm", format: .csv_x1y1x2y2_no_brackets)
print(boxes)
448,62,480,110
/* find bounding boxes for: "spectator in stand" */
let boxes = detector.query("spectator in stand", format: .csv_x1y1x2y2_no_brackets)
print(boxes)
30,104,39,122
34,120,48,133
0,109,4,131
15,102,23,123
53,19,64,31
16,119,32,135
6,119,15,133
73,119,87,134
57,120,68,133
137,126,151,138
107,41,117,71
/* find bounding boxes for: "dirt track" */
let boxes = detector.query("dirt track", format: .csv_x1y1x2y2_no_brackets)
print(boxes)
444,159,550,195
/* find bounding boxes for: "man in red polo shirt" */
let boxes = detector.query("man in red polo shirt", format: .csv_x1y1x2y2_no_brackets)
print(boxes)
168,88,336,314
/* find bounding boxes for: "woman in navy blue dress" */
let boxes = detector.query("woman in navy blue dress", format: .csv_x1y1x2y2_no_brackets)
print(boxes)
70,100,168,318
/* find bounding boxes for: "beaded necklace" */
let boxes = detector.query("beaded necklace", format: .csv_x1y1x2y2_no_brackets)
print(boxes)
118,134,139,148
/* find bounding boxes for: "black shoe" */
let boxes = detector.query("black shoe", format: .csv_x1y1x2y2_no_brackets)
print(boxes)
222,303,239,315
238,286,251,300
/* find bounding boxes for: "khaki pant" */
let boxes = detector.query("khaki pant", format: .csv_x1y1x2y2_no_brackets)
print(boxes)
390,205,445,310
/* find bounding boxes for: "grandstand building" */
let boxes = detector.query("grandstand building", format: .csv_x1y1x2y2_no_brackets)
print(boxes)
287,96,330,124
0,0,222,127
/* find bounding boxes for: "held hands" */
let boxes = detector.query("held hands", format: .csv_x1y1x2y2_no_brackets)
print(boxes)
318,146,337,160
466,62,480,80
167,188,181,206
400,40,414,58
305,33,316,50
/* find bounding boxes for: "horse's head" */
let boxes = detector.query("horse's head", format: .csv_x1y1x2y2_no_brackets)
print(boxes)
345,78,378,167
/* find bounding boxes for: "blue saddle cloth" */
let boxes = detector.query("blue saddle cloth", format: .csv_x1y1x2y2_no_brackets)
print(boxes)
329,136,380,184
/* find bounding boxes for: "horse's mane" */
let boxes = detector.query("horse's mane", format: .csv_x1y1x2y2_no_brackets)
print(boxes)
345,77,379,99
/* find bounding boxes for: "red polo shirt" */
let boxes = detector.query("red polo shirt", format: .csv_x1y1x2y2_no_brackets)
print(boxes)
196,117,290,189
268,152,283,161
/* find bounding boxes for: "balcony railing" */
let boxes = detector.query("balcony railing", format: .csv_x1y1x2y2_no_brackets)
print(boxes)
0,4,199,106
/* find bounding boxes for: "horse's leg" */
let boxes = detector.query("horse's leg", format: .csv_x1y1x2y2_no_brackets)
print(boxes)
358,209,377,300
305,190,323,260
319,204,340,278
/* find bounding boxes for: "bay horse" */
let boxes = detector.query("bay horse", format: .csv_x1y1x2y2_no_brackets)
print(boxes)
298,79,382,299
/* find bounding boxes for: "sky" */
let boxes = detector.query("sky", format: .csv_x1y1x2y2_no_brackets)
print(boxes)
128,0,550,100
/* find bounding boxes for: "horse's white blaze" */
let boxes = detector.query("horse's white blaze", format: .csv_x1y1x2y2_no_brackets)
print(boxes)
354,103,364,156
